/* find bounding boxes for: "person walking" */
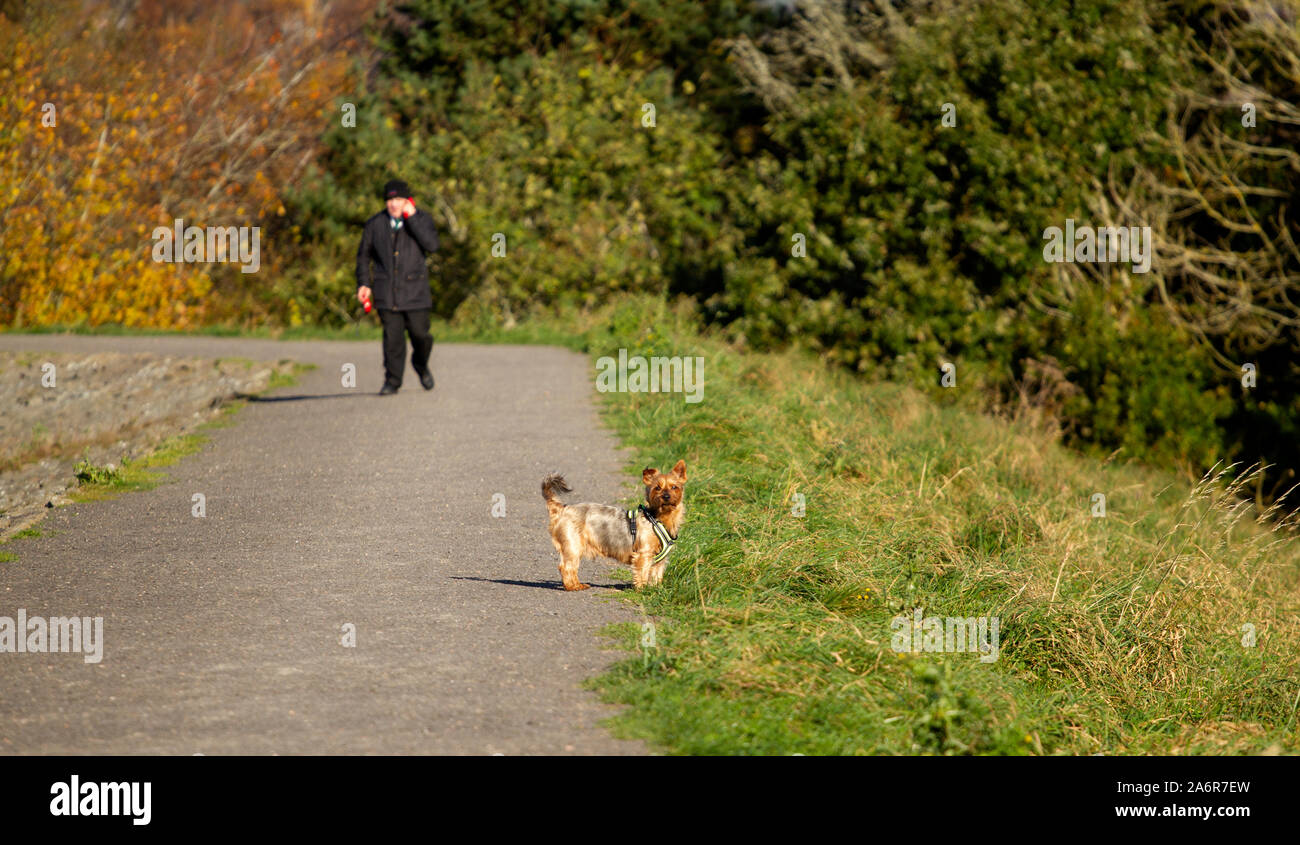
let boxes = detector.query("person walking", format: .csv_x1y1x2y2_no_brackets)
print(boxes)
356,179,439,395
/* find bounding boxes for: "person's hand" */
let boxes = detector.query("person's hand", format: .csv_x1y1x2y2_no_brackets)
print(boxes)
357,286,372,305
402,198,416,218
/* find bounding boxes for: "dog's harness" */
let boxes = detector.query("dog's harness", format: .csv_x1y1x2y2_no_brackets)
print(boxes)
626,504,677,564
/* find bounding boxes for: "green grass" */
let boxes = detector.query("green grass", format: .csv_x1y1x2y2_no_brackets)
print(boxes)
0,315,569,346
0,322,383,341
0,526,57,559
425,294,1300,755
267,361,315,389
69,434,210,501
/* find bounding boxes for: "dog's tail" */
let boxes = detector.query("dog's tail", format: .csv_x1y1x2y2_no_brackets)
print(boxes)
542,473,572,518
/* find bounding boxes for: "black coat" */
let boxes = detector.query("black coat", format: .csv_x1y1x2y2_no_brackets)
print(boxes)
355,209,439,311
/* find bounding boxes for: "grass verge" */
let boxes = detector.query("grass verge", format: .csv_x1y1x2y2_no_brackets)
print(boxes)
440,294,1300,755
1,322,383,341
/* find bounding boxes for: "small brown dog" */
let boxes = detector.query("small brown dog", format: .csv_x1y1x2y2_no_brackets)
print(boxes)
542,460,687,590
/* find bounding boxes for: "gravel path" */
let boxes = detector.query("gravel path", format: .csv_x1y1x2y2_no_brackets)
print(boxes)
0,333,649,755
0,350,296,538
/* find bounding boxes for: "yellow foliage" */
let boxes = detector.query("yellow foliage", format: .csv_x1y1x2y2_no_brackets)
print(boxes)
0,0,362,328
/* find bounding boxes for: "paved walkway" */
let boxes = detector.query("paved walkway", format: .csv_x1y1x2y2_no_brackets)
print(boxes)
0,334,648,754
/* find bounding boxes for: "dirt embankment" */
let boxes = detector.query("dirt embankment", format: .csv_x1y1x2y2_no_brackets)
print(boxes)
0,351,294,538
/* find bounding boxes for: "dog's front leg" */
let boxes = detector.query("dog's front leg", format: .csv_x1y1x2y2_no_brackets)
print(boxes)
631,550,653,590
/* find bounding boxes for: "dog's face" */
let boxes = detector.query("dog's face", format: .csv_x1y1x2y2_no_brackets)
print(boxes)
642,460,687,511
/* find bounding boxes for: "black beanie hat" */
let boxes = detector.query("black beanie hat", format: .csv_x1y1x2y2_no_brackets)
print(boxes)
383,179,411,200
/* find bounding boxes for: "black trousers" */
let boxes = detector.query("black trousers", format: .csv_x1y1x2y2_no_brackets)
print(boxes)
378,307,433,388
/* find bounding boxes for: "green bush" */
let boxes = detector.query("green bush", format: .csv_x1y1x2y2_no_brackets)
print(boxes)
286,0,1298,493
73,459,123,486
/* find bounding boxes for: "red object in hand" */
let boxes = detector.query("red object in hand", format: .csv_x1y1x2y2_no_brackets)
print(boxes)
364,299,372,313
402,197,416,219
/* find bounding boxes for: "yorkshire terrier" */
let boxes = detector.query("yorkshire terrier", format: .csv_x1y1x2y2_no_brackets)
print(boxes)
541,460,687,590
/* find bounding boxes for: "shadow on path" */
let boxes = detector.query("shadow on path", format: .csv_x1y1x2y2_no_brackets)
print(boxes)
450,575,633,592
239,392,368,403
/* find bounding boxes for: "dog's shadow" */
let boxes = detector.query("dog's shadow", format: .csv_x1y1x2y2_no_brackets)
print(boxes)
450,575,633,592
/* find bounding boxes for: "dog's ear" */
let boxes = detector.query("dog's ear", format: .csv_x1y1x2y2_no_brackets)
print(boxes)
642,467,659,485
671,459,687,480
